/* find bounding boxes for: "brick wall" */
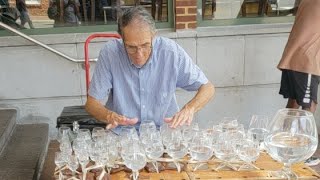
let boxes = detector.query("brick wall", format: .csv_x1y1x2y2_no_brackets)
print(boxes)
175,0,197,30
28,0,50,16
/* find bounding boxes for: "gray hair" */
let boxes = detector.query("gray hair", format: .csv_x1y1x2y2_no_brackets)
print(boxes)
118,6,156,36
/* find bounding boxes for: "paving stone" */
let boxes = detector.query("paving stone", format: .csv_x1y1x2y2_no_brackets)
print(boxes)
0,124,49,180
0,169,34,180
0,109,17,154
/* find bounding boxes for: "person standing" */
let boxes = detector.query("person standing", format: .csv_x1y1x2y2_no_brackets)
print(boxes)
278,0,320,166
61,0,81,26
278,0,320,113
16,0,34,29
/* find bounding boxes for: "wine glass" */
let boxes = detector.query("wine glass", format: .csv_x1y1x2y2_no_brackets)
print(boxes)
264,108,318,179
248,115,269,150
182,123,199,147
59,135,72,155
237,138,260,171
91,127,105,142
75,150,89,180
220,117,238,132
166,138,188,172
54,152,67,180
213,131,238,171
139,120,156,135
57,126,71,143
122,141,147,180
143,131,164,173
189,130,214,171
67,154,79,180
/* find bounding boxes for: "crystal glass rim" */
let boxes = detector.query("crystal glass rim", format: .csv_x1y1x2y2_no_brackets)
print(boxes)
278,108,314,118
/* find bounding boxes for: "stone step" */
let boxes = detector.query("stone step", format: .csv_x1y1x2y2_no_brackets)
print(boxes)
0,123,49,180
0,109,17,154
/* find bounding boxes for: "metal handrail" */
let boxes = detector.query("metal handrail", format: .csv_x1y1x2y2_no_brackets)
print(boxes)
0,21,94,62
0,21,123,96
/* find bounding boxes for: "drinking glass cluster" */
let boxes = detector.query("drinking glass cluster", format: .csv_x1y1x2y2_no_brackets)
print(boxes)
55,116,272,179
55,126,120,180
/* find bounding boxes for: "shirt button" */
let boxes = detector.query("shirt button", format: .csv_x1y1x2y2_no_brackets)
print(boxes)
142,105,145,108
142,88,145,91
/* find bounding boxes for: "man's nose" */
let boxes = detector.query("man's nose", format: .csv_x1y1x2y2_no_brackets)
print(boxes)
136,47,144,56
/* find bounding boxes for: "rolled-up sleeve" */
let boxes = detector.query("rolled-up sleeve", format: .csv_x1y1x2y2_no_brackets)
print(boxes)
176,45,208,91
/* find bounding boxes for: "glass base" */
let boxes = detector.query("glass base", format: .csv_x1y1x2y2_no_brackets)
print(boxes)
267,168,298,180
238,162,260,171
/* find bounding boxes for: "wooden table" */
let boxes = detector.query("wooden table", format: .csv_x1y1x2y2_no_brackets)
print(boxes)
109,153,320,179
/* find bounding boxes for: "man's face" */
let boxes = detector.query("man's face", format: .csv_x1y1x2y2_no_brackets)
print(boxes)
122,23,154,67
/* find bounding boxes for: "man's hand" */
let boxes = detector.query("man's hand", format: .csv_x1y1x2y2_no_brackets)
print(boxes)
164,105,195,128
106,112,138,129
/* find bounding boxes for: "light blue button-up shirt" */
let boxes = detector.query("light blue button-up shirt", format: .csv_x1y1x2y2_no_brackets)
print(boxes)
89,36,208,133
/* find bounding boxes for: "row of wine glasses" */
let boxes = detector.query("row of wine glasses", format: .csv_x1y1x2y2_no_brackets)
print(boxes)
55,118,267,179
55,109,318,180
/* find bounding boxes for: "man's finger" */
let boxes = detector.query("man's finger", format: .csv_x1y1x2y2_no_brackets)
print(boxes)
186,116,192,125
164,117,173,123
106,124,113,130
171,115,184,128
179,120,186,126
126,118,139,125
106,121,118,130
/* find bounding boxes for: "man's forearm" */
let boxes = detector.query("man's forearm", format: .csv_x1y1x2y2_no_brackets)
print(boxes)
85,95,114,124
184,82,215,112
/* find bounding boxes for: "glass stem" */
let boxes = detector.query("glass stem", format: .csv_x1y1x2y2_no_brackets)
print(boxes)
283,163,291,172
98,168,106,180
151,161,159,173
283,163,298,180
173,161,181,173
133,171,139,180
58,170,63,180
106,166,112,174
82,168,86,180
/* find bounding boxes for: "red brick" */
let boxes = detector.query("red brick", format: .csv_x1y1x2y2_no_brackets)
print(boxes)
187,22,197,29
176,7,186,14
176,1,197,7
187,7,197,14
176,23,186,29
176,15,197,22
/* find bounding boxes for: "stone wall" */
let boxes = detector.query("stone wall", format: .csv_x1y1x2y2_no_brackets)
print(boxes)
2,23,319,139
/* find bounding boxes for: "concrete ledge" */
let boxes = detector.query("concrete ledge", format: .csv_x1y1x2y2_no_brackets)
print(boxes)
0,123,49,180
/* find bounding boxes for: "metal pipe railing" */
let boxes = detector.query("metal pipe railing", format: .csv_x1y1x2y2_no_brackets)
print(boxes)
84,33,121,96
0,21,93,63
0,21,122,96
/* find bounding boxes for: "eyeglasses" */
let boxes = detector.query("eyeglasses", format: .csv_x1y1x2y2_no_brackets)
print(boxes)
124,42,152,54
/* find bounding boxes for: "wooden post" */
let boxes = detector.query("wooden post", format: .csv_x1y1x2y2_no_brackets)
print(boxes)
82,0,88,22
90,0,95,22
